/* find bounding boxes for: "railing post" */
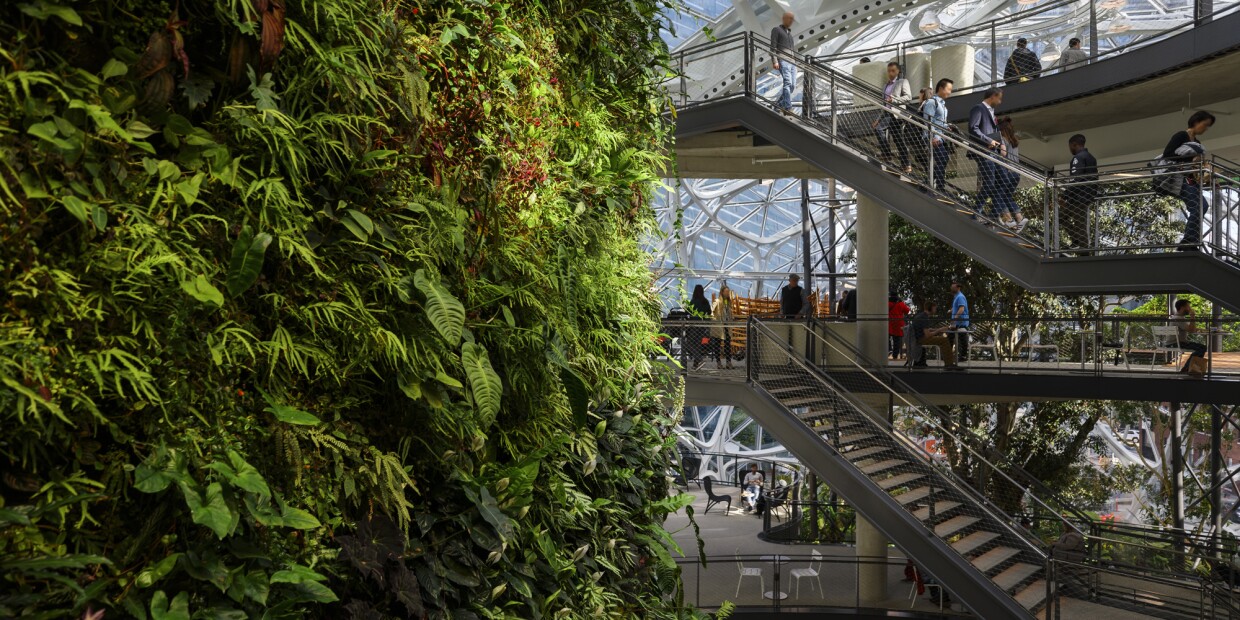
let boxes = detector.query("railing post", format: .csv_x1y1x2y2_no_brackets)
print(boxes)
829,71,837,139
747,317,756,383
743,32,753,98
802,55,810,119
679,53,686,108
1089,0,1099,62
990,25,998,84
1048,176,1058,254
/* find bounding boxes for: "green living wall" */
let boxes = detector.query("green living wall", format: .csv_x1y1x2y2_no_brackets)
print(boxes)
0,1,696,618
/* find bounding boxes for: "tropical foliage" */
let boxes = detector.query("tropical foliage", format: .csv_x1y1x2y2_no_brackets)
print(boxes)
0,1,698,618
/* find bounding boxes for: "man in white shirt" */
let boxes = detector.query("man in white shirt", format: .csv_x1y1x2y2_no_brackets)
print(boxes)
742,464,764,512
874,62,913,174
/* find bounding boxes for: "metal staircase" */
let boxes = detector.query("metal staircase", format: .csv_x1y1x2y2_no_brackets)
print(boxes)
718,317,1238,618
743,319,1053,618
670,33,1240,311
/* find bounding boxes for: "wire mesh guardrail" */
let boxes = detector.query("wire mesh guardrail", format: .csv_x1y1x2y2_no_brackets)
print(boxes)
668,33,1240,263
746,318,1049,613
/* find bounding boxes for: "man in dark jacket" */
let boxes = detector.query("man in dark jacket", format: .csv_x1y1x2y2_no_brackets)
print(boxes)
1060,134,1098,254
968,88,1005,220
1003,38,1042,86
780,274,804,317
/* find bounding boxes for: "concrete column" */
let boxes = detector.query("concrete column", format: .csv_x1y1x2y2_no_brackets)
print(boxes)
855,194,889,363
855,193,890,604
856,516,889,604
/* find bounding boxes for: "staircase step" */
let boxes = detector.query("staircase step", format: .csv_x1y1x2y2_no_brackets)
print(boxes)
810,419,861,433
837,432,876,445
934,516,980,537
877,472,926,490
971,546,1021,572
951,531,1001,555
1014,580,1047,610
768,385,811,395
860,459,907,475
783,396,831,408
847,446,891,461
895,486,936,505
992,562,1041,590
911,501,961,521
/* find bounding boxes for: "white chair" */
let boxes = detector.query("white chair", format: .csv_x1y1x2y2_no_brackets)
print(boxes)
1152,326,1191,369
907,564,945,611
735,550,764,597
1016,329,1058,367
1099,326,1130,370
790,550,824,598
969,338,1000,364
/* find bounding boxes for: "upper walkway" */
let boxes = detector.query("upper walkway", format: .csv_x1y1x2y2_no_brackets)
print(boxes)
663,317,1240,406
669,32,1240,310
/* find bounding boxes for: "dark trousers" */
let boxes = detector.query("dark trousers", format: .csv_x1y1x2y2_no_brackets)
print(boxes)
877,116,910,168
930,142,950,191
1179,183,1202,247
713,335,733,364
1180,341,1207,370
975,157,998,217
890,335,903,359
1059,192,1092,252
954,329,970,361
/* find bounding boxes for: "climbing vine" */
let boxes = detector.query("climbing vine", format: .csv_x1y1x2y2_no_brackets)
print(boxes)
0,1,698,618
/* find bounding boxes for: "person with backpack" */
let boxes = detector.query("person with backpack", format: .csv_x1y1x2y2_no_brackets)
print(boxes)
1160,110,1217,250
1003,37,1042,85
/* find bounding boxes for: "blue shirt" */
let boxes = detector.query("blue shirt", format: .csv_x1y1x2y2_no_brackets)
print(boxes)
951,291,969,328
922,96,949,141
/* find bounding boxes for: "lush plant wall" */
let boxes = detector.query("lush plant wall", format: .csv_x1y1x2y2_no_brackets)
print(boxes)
0,1,695,618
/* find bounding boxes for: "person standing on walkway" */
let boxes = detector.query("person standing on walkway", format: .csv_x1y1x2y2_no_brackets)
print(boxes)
1060,134,1098,254
770,12,797,115
1055,38,1088,72
711,285,736,369
780,274,804,318
922,78,954,193
968,88,1005,220
1003,37,1042,85
1162,110,1216,251
875,62,913,175
688,285,712,370
888,293,911,359
950,281,970,362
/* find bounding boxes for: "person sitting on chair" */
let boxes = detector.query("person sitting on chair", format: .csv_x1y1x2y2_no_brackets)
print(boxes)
742,464,764,513
911,301,963,371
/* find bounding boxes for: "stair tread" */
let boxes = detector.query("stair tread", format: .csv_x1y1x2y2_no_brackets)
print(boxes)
1014,580,1047,609
809,419,861,432
951,531,1000,555
837,432,876,445
845,445,890,461
911,501,961,521
894,486,935,505
971,546,1021,572
783,396,831,407
992,562,1041,590
934,515,980,537
860,459,907,475
877,473,926,489
768,385,810,394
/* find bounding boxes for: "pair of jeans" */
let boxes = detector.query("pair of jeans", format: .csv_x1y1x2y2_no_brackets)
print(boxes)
744,484,761,508
876,115,909,168
777,62,796,111
930,141,950,191
993,169,1020,217
1179,182,1202,247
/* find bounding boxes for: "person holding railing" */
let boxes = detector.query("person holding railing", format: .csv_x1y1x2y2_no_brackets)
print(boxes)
968,88,1006,221
1003,37,1043,86
1059,134,1098,255
874,61,913,175
921,78,955,193
770,12,797,116
1055,38,1088,73
1162,110,1217,251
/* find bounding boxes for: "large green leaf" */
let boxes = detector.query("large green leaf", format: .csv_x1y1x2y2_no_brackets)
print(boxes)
149,590,190,620
279,504,321,530
414,269,464,345
226,226,273,297
559,367,590,428
462,342,502,426
265,403,320,426
181,275,224,307
225,450,270,497
135,553,182,588
184,482,234,539
464,486,514,541
61,195,90,222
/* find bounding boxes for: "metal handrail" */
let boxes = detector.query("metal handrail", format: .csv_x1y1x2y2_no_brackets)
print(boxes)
747,317,1052,563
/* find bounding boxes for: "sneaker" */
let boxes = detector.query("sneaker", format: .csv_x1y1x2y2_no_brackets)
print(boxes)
1015,218,1029,233
1002,219,1017,230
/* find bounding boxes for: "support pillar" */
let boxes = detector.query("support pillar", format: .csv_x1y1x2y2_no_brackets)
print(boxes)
856,194,889,362
1171,403,1186,570
1211,405,1224,550
856,517,889,604
855,193,890,605
828,179,838,309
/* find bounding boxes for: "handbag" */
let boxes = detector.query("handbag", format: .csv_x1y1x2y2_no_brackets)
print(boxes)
1187,356,1208,377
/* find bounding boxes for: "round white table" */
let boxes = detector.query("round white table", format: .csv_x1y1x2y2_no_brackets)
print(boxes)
761,554,791,600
